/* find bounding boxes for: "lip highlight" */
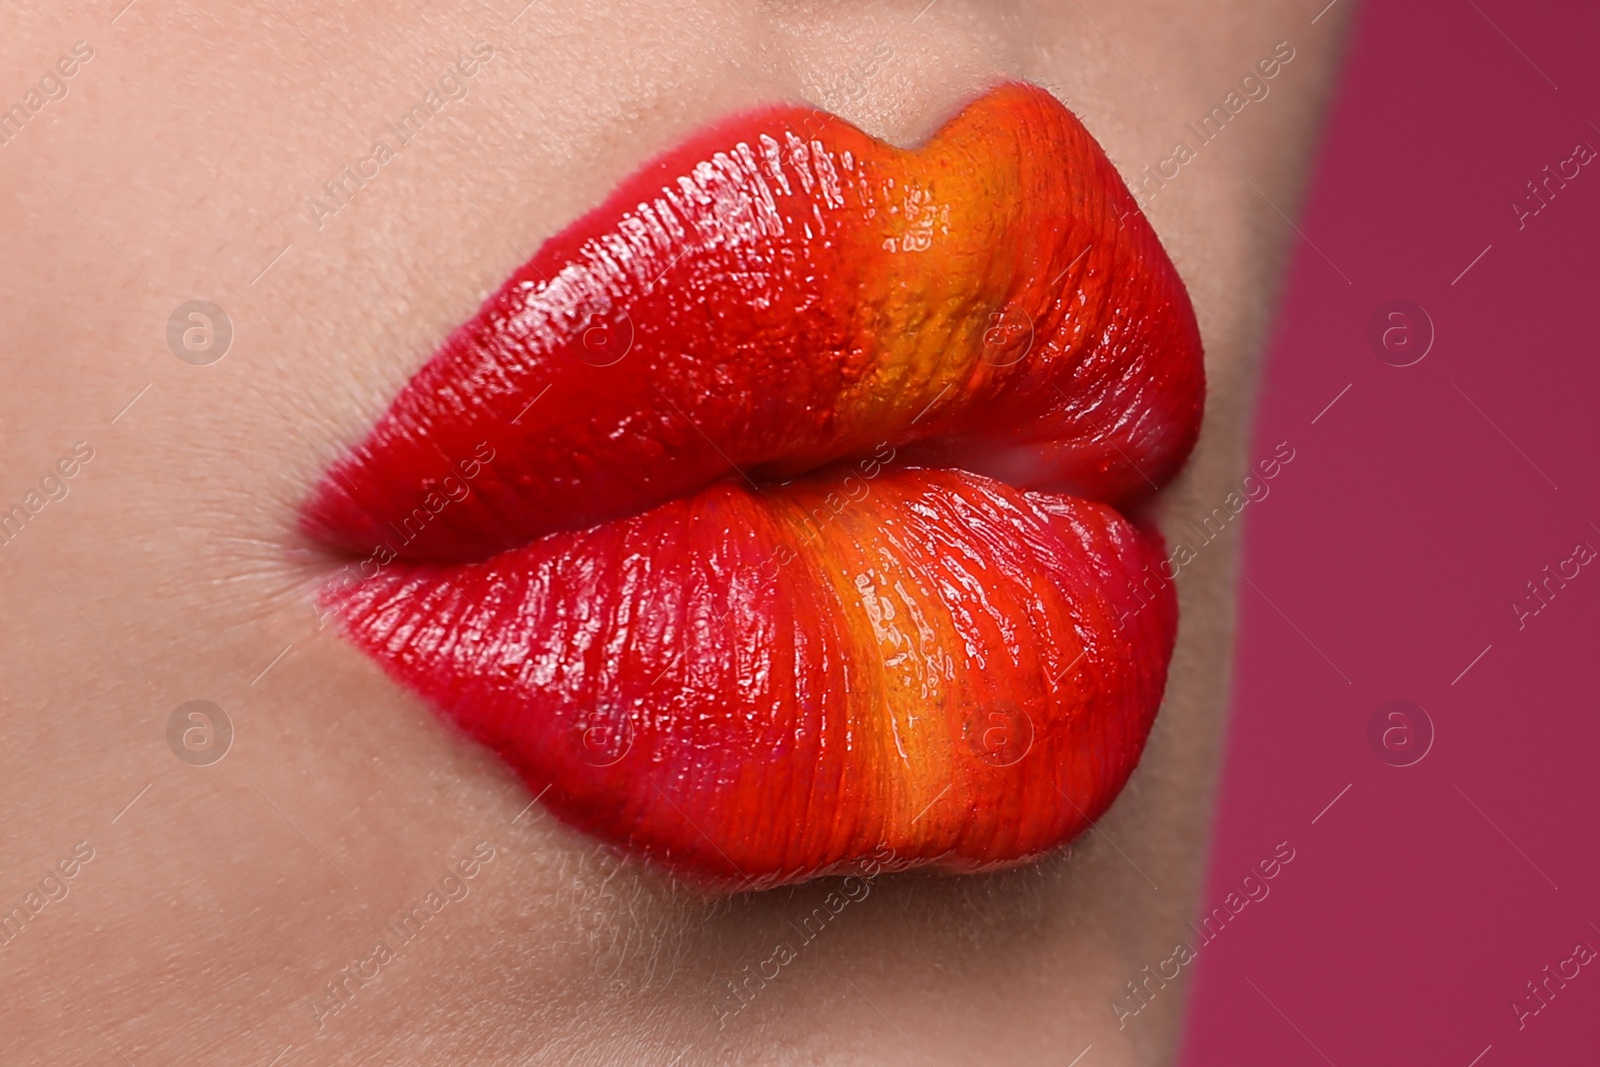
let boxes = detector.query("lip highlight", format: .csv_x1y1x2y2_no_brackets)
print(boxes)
305,81,1205,890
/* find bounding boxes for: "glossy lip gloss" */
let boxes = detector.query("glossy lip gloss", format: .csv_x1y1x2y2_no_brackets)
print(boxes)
303,81,1205,890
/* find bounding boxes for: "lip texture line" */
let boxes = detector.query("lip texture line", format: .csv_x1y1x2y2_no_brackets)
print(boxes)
305,82,1205,890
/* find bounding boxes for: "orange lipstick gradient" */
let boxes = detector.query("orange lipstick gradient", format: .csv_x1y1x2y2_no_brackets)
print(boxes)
305,83,1204,889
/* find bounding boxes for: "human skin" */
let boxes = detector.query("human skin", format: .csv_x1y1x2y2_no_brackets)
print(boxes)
0,2,1349,1064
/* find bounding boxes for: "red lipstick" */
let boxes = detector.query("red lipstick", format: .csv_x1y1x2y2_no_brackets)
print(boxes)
304,82,1204,889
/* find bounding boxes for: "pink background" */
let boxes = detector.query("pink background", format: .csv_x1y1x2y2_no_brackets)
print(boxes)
1180,0,1600,1063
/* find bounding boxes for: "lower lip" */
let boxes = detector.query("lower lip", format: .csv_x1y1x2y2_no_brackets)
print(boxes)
306,82,1202,890
326,466,1176,889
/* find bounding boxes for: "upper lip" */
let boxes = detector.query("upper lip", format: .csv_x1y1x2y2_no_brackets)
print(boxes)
302,80,1205,889
301,80,1203,566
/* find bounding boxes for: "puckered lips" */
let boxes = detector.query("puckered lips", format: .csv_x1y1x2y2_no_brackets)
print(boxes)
303,81,1205,891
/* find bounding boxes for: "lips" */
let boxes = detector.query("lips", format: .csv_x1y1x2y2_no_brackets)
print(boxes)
304,82,1204,890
